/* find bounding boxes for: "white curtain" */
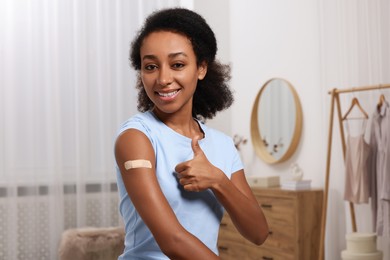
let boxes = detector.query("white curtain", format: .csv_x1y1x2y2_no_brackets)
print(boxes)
0,0,192,259
318,0,390,259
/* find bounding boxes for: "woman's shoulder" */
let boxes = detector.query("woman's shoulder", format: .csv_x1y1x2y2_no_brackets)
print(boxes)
118,111,157,136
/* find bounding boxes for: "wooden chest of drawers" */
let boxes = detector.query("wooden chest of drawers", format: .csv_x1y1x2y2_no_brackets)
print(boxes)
217,187,323,260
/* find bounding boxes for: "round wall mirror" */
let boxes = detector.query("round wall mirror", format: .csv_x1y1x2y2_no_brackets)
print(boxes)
250,78,303,164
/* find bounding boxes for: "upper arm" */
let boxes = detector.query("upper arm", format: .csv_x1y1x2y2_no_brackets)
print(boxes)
114,129,184,244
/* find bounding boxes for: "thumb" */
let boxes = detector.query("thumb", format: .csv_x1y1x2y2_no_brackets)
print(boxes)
191,136,203,157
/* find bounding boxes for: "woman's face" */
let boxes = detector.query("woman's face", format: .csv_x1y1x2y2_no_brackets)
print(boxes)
140,31,207,116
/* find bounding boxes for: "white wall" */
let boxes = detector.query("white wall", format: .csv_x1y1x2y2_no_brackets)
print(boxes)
195,1,389,259
228,0,325,183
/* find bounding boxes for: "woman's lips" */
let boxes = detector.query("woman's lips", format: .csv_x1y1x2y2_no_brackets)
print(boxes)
156,89,180,101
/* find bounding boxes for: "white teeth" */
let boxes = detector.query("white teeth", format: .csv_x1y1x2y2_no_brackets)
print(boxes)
158,90,178,97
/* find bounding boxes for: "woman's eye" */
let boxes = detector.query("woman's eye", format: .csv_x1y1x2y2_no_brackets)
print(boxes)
144,64,157,71
172,63,185,69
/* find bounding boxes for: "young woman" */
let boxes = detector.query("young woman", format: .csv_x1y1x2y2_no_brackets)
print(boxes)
114,8,268,259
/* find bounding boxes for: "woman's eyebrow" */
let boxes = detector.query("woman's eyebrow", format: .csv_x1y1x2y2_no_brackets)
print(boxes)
168,52,188,58
142,54,157,61
142,52,188,61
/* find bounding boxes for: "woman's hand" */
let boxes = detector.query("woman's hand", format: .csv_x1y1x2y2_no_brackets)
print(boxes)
175,136,268,246
175,138,269,245
175,137,225,192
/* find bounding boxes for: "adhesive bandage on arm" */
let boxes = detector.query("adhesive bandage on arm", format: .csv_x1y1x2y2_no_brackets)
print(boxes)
124,159,152,170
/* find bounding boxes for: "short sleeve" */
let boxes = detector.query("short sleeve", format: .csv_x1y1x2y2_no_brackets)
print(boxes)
117,117,155,148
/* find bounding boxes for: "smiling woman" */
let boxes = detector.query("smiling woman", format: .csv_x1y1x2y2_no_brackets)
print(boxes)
114,7,269,259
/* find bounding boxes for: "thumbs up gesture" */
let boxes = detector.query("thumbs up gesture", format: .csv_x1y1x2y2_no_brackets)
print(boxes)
175,137,223,192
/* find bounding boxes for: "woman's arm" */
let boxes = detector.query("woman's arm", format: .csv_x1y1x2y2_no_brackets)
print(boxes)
175,137,269,245
212,170,269,245
115,129,219,259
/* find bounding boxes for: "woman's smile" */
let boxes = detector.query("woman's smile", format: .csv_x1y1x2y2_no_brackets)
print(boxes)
156,89,181,101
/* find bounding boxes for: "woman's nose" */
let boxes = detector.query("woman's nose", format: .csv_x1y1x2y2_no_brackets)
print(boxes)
157,66,173,86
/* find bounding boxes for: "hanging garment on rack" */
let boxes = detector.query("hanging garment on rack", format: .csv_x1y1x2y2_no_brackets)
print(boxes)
369,115,379,233
369,100,390,237
343,119,370,204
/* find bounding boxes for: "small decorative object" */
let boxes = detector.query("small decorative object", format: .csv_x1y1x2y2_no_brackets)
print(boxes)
262,136,269,147
281,163,311,190
341,233,383,260
281,179,311,190
272,137,284,154
261,136,284,155
233,134,247,151
290,162,304,181
246,175,280,188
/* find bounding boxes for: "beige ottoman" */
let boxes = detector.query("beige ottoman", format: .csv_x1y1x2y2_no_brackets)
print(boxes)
58,227,125,260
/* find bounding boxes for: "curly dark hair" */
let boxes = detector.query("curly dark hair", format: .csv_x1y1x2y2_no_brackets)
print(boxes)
129,8,234,120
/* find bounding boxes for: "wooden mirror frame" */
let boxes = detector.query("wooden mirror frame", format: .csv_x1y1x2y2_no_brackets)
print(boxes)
250,78,303,164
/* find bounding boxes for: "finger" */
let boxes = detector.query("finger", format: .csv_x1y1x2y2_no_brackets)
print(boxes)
175,162,187,173
191,136,203,157
176,170,188,180
183,183,200,192
179,177,191,186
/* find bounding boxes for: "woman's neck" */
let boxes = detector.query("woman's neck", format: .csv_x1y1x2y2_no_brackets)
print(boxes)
152,108,203,139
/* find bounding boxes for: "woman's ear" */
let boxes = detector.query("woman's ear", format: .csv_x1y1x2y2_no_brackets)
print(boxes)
198,62,208,80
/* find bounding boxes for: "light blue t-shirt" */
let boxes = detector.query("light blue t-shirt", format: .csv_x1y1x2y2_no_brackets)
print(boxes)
116,111,243,259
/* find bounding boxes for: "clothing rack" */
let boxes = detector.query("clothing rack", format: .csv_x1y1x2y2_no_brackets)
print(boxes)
319,83,390,260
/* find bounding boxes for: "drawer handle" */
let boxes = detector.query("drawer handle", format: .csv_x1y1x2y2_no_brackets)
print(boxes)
262,257,273,260
218,246,228,251
261,204,272,208
220,223,227,227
